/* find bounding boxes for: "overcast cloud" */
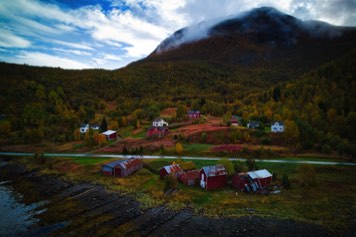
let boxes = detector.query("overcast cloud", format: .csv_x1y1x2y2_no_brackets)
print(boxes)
0,0,355,69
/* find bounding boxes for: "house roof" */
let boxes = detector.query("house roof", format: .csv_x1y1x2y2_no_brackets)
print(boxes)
273,121,284,125
103,157,142,169
80,123,89,128
180,170,199,179
201,165,227,177
248,120,260,125
247,169,272,179
188,110,200,114
163,164,183,174
102,130,117,135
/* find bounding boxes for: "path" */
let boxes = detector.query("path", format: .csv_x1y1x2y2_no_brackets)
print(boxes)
0,152,355,166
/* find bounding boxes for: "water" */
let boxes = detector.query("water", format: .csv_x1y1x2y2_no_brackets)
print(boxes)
0,181,43,236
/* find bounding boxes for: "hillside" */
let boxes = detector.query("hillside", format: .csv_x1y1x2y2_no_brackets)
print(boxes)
0,7,355,157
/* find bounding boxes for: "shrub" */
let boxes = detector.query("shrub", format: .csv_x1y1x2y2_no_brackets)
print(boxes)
233,161,246,173
164,174,177,191
282,174,291,189
297,164,316,187
246,157,257,171
321,144,333,154
261,137,272,145
220,158,235,175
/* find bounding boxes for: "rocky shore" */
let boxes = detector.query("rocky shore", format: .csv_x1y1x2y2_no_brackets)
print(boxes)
0,158,343,237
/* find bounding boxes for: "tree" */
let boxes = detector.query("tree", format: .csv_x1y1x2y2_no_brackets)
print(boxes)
220,158,235,175
108,120,119,130
234,161,246,173
176,104,187,121
283,120,300,148
84,128,95,148
100,118,107,132
175,142,183,155
273,86,281,102
243,131,251,143
297,164,316,187
246,157,257,170
94,133,107,148
73,128,81,141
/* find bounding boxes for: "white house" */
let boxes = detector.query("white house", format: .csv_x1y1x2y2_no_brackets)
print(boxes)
271,121,284,133
152,118,168,127
80,124,89,133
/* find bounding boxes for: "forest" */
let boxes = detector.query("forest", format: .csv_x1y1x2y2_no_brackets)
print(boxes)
0,49,355,157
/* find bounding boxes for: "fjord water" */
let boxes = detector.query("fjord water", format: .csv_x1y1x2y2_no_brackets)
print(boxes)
0,180,41,236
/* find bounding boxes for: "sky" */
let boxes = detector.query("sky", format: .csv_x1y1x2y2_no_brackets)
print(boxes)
0,0,355,70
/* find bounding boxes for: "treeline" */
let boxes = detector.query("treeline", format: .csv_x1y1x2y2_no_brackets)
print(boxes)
0,50,355,157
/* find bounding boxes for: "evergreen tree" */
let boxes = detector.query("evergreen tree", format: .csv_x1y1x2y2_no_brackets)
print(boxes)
100,118,107,132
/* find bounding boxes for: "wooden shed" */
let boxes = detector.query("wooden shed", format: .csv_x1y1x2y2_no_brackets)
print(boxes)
159,164,183,179
102,157,143,177
232,173,250,191
102,130,118,140
199,165,227,190
247,169,272,188
178,170,199,186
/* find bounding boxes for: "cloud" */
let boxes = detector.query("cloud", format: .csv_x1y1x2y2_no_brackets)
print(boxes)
9,51,91,69
0,0,355,69
0,29,31,48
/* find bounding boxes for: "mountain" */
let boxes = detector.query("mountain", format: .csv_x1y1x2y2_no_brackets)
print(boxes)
141,7,356,71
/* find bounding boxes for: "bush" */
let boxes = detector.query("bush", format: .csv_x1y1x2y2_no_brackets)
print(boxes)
321,144,333,154
297,164,316,187
246,157,258,171
233,161,246,173
220,158,235,175
282,174,291,189
164,174,177,191
34,152,46,164
261,137,272,145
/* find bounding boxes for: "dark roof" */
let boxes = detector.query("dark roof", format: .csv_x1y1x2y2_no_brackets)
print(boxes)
188,110,200,114
103,157,142,169
80,123,88,128
201,165,227,177
249,120,260,125
162,164,183,174
180,170,199,179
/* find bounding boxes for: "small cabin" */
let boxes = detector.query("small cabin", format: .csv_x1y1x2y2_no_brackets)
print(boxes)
271,121,284,133
199,165,227,190
146,126,169,137
178,170,199,186
102,157,143,177
160,164,183,179
188,110,201,119
247,169,272,188
102,130,118,140
152,118,168,127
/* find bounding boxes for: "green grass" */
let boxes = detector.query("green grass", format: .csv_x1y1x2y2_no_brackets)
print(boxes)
8,154,356,232
183,144,213,153
130,130,146,138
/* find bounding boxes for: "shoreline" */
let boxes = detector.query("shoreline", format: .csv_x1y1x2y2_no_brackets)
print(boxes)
0,157,343,237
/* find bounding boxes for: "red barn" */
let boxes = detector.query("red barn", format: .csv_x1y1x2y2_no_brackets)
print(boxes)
102,130,118,140
146,126,169,137
199,165,227,190
188,110,201,119
102,157,143,177
247,169,272,188
159,164,183,179
232,173,250,191
178,170,199,186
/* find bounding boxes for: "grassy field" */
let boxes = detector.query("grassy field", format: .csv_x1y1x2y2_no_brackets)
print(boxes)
9,154,356,233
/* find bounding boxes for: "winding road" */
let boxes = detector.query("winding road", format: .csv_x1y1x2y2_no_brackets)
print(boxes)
0,152,355,166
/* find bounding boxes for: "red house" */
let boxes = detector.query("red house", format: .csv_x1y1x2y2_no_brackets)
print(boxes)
159,164,183,179
178,170,199,186
188,110,201,119
232,169,272,192
232,173,250,191
102,130,118,140
102,157,143,177
147,126,169,137
199,165,227,190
